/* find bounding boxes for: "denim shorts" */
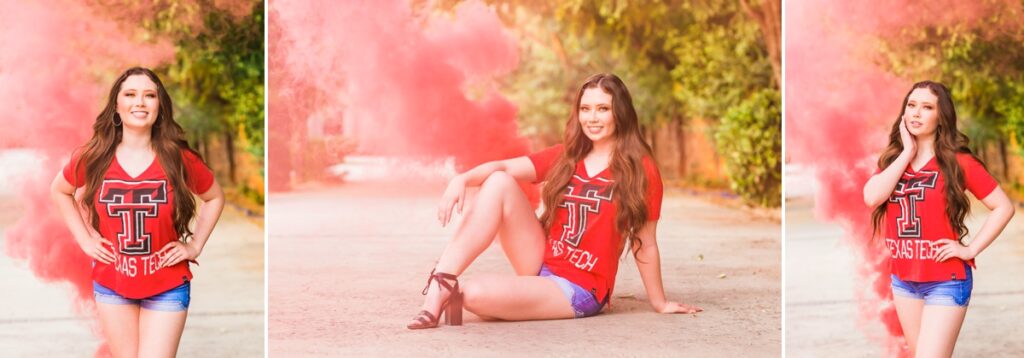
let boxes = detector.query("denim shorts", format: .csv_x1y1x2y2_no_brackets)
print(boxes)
93,281,191,312
538,265,605,318
890,265,972,307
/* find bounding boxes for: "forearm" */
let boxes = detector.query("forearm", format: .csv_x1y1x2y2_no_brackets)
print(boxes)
457,161,506,187
967,203,1014,258
863,151,914,206
187,196,225,255
635,243,668,310
51,191,93,244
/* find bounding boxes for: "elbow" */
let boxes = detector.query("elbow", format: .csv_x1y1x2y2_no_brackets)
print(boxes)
863,193,881,208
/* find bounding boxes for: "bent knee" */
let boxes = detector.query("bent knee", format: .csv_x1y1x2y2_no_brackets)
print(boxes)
480,171,517,190
461,279,497,315
461,280,483,311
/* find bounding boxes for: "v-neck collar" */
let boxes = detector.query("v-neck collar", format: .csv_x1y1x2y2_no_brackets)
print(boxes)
114,154,158,180
909,155,936,174
579,160,610,179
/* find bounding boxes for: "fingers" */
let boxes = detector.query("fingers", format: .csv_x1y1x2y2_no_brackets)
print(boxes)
934,244,955,262
680,305,703,314
96,245,116,264
445,200,455,227
935,249,949,262
437,203,445,225
457,191,465,215
438,197,455,227
160,246,184,269
88,238,115,264
162,251,184,269
158,241,180,255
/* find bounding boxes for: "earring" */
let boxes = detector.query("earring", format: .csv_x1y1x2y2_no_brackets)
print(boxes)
113,113,122,126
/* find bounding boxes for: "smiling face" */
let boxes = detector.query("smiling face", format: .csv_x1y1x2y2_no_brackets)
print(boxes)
116,74,160,129
578,87,616,145
904,87,940,138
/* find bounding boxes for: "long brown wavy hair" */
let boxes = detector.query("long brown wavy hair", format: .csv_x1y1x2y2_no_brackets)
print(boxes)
871,80,983,244
72,67,202,243
538,73,655,261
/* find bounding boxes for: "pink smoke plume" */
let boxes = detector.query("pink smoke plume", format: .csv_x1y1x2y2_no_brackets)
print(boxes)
269,0,528,180
787,0,1019,356
0,1,252,356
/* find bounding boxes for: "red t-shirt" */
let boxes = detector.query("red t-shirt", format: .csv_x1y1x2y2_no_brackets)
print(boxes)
529,144,663,303
63,148,214,299
882,153,997,282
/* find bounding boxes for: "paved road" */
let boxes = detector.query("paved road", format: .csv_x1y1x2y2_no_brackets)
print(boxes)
268,180,781,356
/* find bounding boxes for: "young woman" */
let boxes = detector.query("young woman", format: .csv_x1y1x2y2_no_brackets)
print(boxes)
863,81,1014,356
408,73,702,329
50,67,225,357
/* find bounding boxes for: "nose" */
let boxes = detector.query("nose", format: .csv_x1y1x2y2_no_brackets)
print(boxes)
583,109,596,122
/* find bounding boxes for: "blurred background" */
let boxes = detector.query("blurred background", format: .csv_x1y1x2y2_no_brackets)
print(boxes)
786,0,1024,356
270,0,781,209
0,1,265,356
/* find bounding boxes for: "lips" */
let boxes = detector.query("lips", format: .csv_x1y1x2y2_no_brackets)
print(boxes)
910,120,922,127
130,111,149,119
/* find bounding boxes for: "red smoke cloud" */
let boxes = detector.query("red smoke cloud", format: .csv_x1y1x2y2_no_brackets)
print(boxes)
269,0,528,182
786,0,1019,356
0,1,252,356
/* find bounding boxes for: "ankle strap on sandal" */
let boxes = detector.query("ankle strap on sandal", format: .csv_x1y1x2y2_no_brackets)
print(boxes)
421,269,459,295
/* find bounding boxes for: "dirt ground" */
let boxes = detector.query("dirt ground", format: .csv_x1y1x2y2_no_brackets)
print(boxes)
785,165,1024,357
0,185,265,356
268,180,781,356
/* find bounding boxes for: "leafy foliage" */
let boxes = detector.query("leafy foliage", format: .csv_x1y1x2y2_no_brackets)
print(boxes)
114,0,266,207
878,9,1024,181
464,0,780,206
715,89,781,206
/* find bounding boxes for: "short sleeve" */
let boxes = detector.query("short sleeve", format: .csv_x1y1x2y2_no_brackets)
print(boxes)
61,149,86,188
643,157,663,221
958,153,997,200
527,144,564,184
183,150,214,194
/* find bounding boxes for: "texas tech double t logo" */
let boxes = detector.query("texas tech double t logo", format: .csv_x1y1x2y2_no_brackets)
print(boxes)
98,180,168,255
558,176,614,247
889,171,938,238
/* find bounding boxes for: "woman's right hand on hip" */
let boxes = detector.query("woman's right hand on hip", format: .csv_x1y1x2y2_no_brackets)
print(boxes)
78,235,116,264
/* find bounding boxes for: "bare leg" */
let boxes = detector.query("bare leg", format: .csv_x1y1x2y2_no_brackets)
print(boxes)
462,274,575,321
893,295,925,354
416,171,546,322
96,303,140,358
914,305,967,358
137,308,188,358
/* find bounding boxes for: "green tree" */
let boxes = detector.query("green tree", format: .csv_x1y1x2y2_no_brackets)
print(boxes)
454,0,780,206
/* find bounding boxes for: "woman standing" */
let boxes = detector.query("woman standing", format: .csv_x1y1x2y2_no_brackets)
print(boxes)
408,73,701,329
863,81,1014,357
51,67,225,357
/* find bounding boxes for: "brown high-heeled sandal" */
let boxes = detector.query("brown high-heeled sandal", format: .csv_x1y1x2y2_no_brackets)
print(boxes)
407,269,462,329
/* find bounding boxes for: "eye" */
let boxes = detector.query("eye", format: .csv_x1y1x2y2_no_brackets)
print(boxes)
146,93,157,98
907,103,915,108
598,107,609,112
